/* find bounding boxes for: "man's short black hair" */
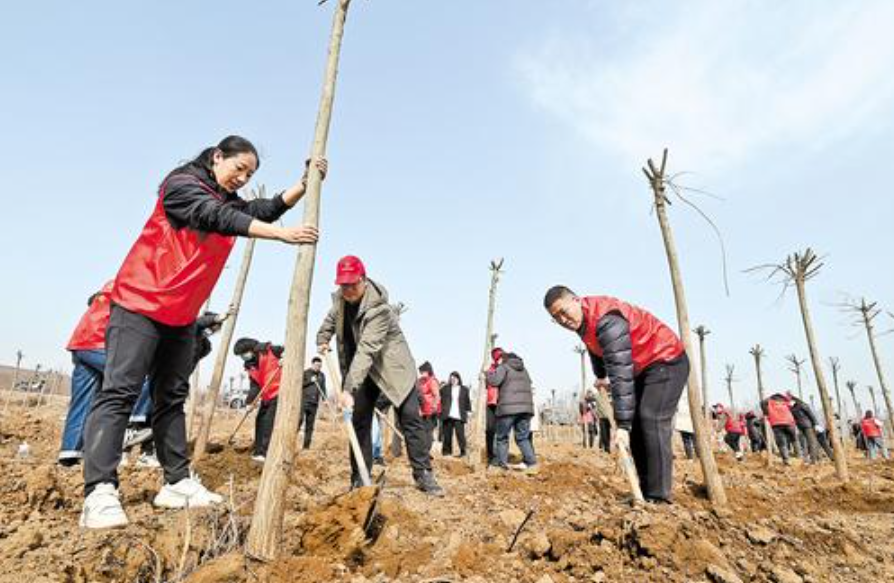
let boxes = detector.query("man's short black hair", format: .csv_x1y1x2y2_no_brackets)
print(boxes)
543,285,576,309
311,356,322,364
233,337,259,356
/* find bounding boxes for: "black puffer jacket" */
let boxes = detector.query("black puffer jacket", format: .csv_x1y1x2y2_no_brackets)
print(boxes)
485,354,535,417
789,397,819,429
584,313,636,430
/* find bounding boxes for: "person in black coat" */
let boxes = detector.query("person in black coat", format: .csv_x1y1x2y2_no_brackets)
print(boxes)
440,372,472,457
300,357,326,449
788,393,824,463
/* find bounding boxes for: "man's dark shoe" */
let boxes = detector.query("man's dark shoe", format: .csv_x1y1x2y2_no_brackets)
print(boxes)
414,470,445,497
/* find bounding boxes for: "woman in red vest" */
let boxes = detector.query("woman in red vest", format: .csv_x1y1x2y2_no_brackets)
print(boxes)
485,347,503,466
861,410,888,460
79,136,327,529
761,393,801,464
58,281,114,466
713,404,746,460
417,362,441,443
544,286,688,503
234,338,284,462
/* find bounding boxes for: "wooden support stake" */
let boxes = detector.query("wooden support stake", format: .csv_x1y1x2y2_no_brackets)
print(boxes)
193,238,256,463
323,352,371,487
469,259,504,469
750,345,776,464
246,0,353,559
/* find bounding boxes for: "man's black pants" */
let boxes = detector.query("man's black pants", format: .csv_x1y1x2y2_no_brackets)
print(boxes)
299,402,319,449
598,418,612,453
352,380,431,483
772,425,801,461
442,418,467,456
254,397,278,457
485,405,497,464
629,353,689,502
83,304,194,494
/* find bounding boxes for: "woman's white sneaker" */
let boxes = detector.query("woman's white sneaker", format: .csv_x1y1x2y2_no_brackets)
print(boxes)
80,483,129,529
153,476,223,509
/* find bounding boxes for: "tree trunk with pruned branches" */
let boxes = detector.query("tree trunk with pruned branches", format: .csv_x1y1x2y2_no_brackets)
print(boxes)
643,149,727,509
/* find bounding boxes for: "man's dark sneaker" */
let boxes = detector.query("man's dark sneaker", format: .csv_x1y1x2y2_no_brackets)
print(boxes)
373,456,386,466
413,471,445,497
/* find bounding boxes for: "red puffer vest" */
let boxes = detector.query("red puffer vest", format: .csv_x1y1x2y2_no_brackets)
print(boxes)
486,362,499,406
67,281,115,351
861,417,882,438
111,176,236,326
581,296,684,375
252,348,282,403
418,375,440,417
725,413,745,434
766,398,795,427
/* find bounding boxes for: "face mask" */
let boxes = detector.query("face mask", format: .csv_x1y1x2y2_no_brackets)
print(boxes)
240,352,254,362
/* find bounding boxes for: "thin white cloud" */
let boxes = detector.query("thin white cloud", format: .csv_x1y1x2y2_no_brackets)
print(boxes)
515,0,894,171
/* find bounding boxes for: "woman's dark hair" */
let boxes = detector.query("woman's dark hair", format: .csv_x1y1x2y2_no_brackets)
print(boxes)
449,371,462,385
419,361,434,376
168,135,259,181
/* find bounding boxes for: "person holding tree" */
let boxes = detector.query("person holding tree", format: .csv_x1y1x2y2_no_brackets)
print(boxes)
79,135,328,529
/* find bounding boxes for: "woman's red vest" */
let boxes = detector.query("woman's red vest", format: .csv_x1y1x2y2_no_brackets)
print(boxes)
862,418,882,438
581,296,683,375
67,281,115,351
251,348,282,403
111,177,236,326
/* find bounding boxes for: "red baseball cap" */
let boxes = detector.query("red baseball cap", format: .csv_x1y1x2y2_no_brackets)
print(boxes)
335,255,366,285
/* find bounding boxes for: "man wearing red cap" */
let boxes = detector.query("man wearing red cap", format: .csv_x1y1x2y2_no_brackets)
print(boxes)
317,256,444,495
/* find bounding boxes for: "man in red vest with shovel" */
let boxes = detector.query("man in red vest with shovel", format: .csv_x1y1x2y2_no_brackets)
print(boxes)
544,286,689,503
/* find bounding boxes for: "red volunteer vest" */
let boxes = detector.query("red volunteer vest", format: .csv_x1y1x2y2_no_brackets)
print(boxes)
67,281,115,351
418,376,440,417
111,177,236,326
861,418,882,438
767,398,795,427
581,296,684,375
486,363,499,406
725,414,745,434
255,348,282,402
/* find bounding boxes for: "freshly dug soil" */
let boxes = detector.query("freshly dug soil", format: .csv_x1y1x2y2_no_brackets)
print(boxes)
2,400,893,582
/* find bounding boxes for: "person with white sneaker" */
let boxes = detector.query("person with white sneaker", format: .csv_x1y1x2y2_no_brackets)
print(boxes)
79,136,328,529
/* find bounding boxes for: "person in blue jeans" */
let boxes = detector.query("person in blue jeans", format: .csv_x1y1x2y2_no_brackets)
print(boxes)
59,283,114,466
486,351,537,470
60,350,108,465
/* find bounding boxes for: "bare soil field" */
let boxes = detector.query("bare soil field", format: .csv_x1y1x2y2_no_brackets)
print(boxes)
1,397,893,582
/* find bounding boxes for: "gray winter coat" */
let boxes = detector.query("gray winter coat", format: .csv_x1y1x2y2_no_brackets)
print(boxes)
486,355,535,417
316,279,417,406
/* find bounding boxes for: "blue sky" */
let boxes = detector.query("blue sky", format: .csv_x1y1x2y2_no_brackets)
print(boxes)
2,0,893,416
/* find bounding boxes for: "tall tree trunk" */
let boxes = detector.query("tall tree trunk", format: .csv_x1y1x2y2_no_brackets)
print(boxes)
868,386,879,416
694,327,711,421
794,277,848,481
829,358,848,451
469,260,502,469
246,0,352,560
750,347,775,465
862,309,894,436
644,150,727,508
193,239,256,463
